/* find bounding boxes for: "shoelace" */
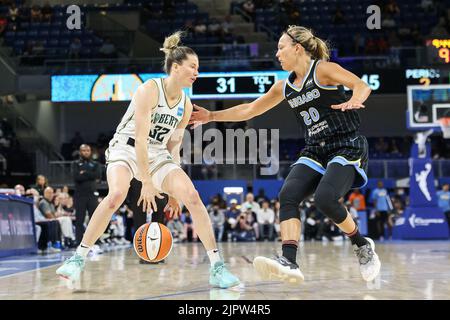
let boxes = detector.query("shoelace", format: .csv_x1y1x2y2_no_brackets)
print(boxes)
355,245,373,265
66,255,84,268
212,263,225,276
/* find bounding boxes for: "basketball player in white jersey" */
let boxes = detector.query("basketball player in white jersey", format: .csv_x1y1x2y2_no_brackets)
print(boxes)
56,31,240,289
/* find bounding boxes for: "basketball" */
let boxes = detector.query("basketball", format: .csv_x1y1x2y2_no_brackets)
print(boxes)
133,222,173,262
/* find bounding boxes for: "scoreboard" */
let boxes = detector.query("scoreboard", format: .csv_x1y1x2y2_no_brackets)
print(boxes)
189,72,280,99
51,68,450,102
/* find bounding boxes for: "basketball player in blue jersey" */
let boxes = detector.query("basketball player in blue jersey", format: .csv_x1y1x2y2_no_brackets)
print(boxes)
190,25,381,283
56,31,240,289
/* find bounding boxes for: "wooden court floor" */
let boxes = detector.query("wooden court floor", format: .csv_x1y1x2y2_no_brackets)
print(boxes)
1,241,449,300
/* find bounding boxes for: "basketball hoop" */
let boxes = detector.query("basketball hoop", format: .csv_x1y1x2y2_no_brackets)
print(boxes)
437,117,450,139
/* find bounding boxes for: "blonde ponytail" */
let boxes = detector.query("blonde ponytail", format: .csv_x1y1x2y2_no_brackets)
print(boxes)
160,31,183,56
160,31,197,74
285,25,330,61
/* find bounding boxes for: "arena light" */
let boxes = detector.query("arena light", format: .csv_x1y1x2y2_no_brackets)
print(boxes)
223,187,244,194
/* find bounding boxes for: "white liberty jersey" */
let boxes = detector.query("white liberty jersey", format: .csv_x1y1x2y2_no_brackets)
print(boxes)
113,78,186,151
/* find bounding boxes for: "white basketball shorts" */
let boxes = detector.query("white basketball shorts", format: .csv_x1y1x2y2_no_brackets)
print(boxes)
105,135,180,191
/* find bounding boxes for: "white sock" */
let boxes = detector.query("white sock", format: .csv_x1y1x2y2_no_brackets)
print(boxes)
207,249,221,266
76,243,91,258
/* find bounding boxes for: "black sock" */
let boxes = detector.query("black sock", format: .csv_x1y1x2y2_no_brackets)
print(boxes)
345,226,368,247
282,240,298,264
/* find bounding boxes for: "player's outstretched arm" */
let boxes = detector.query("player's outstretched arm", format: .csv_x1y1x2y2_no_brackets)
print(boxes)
316,62,371,112
189,80,285,128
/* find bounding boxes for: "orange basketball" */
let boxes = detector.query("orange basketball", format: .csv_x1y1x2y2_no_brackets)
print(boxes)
133,222,173,262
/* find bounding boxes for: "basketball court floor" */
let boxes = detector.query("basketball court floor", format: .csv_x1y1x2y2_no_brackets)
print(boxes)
1,241,449,300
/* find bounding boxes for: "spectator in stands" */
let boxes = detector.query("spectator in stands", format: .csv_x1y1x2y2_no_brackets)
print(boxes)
387,199,403,240
0,152,6,175
62,185,70,194
14,184,25,196
72,144,101,245
0,14,7,36
303,199,322,241
421,0,435,12
348,189,366,212
375,137,389,154
437,184,450,228
242,0,255,19
194,19,207,35
8,3,19,22
30,174,48,196
392,187,407,207
365,37,377,55
221,15,234,36
385,0,400,15
181,209,197,242
332,5,346,25
99,38,117,59
430,17,449,37
233,212,256,241
377,36,389,54
40,187,74,249
209,204,225,242
224,199,240,241
273,200,281,241
241,192,261,213
288,9,301,26
244,204,259,239
41,2,52,23
109,207,130,245
208,18,222,37
54,192,76,248
30,5,42,23
28,188,61,253
257,200,275,241
321,217,344,241
184,19,195,35
32,40,45,57
167,213,186,242
370,181,393,240
68,38,82,59
343,199,359,223
381,14,396,29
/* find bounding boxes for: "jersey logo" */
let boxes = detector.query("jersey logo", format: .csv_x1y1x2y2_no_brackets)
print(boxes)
177,106,183,117
286,91,294,97
287,89,320,108
305,79,314,88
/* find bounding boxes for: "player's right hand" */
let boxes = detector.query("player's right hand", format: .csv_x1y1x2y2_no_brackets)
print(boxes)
137,179,164,214
189,104,211,128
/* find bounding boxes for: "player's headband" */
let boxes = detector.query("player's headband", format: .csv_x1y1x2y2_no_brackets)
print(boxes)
285,31,315,44
285,31,300,44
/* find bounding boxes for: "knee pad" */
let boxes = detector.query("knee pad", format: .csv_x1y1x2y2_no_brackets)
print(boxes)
279,185,301,222
314,182,347,224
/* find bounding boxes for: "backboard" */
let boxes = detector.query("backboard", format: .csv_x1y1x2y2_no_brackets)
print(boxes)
407,84,450,131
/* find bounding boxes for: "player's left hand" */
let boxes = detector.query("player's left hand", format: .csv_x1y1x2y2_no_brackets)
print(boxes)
331,99,365,111
165,196,181,219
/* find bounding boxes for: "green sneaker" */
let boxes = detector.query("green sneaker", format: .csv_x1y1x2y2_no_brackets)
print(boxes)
56,253,85,282
209,261,240,289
